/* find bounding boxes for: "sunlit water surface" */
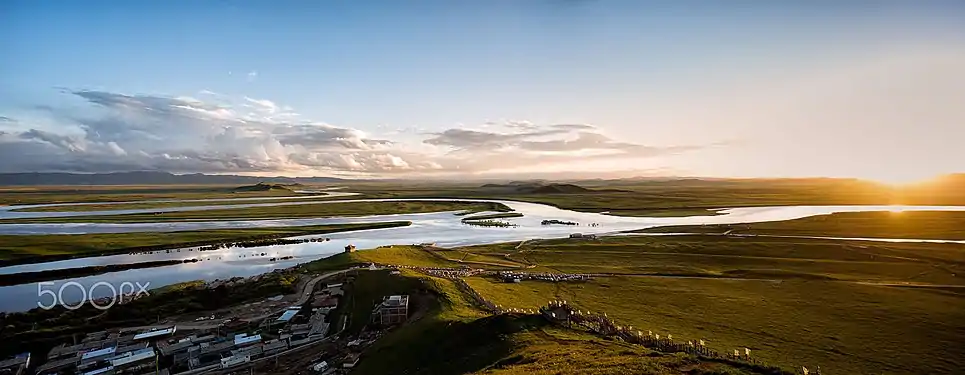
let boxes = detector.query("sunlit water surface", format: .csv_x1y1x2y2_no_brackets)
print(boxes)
2,195,963,312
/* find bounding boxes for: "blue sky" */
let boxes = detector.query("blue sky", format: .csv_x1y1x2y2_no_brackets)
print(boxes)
1,1,963,181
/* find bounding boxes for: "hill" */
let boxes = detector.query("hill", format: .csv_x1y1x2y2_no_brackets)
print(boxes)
294,261,788,375
0,171,344,186
479,181,623,194
232,182,301,192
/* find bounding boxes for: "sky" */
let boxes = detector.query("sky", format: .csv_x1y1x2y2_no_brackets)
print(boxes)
1,1,963,183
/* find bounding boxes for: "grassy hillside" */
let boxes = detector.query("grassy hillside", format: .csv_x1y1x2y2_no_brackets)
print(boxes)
452,236,965,375
299,257,784,375
299,235,965,373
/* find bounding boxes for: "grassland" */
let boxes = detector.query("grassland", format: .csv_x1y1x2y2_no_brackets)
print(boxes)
301,260,778,375
451,236,965,375
0,221,410,262
12,196,337,212
299,235,965,373
5,177,964,218
0,184,302,205
640,211,965,240
1,200,510,224
341,177,965,217
301,244,526,272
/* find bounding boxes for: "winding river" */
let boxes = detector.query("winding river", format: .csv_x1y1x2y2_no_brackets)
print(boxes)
1,193,964,312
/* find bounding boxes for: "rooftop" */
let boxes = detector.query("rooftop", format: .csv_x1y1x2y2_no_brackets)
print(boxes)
81,347,116,361
277,309,299,322
382,295,409,307
110,348,155,367
132,327,176,340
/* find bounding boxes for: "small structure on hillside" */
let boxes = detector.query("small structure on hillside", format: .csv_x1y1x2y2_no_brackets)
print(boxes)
344,244,357,253
374,295,409,326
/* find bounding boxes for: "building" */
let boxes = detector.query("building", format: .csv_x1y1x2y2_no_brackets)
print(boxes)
344,244,357,253
0,353,30,375
220,355,250,369
109,348,156,372
276,308,300,323
132,327,176,341
234,334,262,347
376,295,409,326
342,353,360,369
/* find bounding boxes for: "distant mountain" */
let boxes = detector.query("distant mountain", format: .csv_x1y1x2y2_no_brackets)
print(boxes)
479,181,625,194
233,182,302,192
0,171,345,186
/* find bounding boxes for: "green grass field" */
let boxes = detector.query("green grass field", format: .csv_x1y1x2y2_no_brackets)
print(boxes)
452,236,965,375
639,211,965,240
1,200,510,224
298,235,965,373
0,221,410,261
303,263,778,375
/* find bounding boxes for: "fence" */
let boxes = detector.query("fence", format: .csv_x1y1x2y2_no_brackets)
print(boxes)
539,301,819,375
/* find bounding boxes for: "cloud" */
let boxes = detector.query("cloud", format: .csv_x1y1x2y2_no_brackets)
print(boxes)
247,71,258,82
0,89,711,176
0,116,16,123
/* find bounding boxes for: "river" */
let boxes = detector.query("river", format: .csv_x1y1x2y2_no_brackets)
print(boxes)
1,194,964,312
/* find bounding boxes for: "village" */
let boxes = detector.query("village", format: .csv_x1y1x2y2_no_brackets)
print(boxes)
2,264,413,375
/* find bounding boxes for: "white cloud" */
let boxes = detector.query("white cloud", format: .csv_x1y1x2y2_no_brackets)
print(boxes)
0,90,711,176
246,71,258,82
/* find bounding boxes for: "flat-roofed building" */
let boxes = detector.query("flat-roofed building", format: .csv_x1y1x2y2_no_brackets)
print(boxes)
276,309,299,323
376,295,409,326
199,341,234,356
114,343,149,356
220,355,250,369
109,348,156,369
132,327,176,341
234,334,262,347
157,340,195,356
80,347,117,368
263,340,288,355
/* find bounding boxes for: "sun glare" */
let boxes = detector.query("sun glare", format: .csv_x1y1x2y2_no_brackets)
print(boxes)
869,173,934,187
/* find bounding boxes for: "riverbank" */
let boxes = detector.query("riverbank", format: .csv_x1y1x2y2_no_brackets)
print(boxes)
632,210,965,240
0,221,411,265
1,200,510,224
0,259,201,286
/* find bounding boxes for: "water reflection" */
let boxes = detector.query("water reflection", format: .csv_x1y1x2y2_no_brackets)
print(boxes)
2,197,965,311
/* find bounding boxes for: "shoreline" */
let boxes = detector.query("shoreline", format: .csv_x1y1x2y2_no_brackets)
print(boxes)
0,221,411,267
0,259,199,287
